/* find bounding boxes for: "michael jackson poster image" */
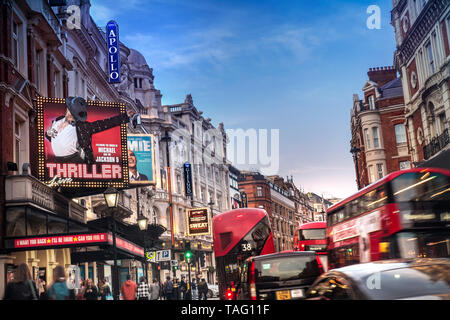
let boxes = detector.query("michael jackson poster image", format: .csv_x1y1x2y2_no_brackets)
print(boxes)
127,134,155,185
37,96,131,189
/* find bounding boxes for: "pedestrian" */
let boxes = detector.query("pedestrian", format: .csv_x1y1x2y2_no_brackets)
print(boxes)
180,276,187,300
47,265,71,300
38,278,47,300
99,279,111,301
120,274,137,300
76,279,86,300
3,263,38,300
191,278,198,300
198,279,208,300
163,276,174,300
136,276,150,300
83,278,99,300
149,278,160,300
173,278,180,300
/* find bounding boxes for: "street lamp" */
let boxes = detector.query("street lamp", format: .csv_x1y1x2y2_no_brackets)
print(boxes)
350,146,361,190
137,214,149,231
103,187,120,300
104,187,119,208
137,214,149,282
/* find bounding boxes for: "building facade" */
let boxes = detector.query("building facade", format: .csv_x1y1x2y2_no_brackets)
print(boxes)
0,0,228,296
350,66,411,189
392,0,450,168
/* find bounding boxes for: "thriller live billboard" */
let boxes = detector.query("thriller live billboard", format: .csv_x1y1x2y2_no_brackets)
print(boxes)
36,97,129,189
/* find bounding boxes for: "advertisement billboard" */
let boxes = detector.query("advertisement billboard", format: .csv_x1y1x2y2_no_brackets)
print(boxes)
36,96,129,189
186,208,211,236
127,134,155,185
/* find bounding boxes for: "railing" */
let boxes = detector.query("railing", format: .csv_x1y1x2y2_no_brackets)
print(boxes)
423,128,449,160
5,174,86,223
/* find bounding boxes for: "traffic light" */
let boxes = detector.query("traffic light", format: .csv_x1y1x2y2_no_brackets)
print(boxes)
185,241,192,263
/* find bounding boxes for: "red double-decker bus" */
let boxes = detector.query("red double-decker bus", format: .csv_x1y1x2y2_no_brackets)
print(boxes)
213,208,275,300
293,222,327,253
326,168,450,269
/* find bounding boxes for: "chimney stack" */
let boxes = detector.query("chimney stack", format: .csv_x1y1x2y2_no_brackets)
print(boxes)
367,66,397,87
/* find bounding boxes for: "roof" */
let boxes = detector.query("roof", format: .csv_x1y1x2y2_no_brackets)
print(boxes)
330,258,450,279
251,251,317,261
378,77,403,100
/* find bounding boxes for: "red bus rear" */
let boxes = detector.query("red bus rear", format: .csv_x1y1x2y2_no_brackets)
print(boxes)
326,168,450,269
213,208,275,300
293,222,327,254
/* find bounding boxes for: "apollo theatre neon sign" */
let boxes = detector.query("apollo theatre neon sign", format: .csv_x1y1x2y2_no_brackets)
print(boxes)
107,20,121,83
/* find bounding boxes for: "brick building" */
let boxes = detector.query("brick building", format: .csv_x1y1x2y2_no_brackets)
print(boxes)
350,66,411,189
391,0,449,168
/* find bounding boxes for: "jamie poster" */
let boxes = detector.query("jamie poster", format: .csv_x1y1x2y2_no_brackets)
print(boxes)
127,134,155,185
36,97,129,189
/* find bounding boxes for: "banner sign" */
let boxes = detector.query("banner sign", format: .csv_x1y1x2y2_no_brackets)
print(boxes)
13,233,108,249
155,249,171,262
145,251,156,263
36,97,129,189
186,208,211,236
106,20,121,83
107,234,144,257
183,162,193,197
127,134,155,185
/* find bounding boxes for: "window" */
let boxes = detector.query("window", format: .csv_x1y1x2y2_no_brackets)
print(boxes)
256,186,263,197
53,70,60,98
394,123,407,144
176,174,182,194
399,161,411,170
14,118,26,171
306,277,353,300
368,95,375,110
431,32,440,66
12,19,20,68
377,164,384,180
372,127,380,148
364,129,371,149
134,78,143,89
35,48,42,91
436,113,446,136
426,41,435,75
369,165,375,183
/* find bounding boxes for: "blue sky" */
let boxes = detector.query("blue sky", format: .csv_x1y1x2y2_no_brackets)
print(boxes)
90,0,397,199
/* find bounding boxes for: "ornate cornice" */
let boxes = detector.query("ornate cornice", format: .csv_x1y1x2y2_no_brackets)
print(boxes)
395,0,448,67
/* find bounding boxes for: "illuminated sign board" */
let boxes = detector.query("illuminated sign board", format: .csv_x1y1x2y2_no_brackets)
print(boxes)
36,97,129,189
127,134,155,185
107,234,144,257
13,233,109,249
186,208,211,236
183,162,193,197
106,20,121,83
10,232,143,257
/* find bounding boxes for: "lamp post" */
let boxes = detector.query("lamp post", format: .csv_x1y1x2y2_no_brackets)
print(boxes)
350,146,361,190
104,187,119,300
137,214,149,282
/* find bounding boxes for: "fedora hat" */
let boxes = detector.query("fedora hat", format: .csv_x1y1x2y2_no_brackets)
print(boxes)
65,96,88,121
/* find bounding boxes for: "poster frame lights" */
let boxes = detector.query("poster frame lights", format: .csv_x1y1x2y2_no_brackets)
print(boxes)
186,208,211,237
36,96,129,189
127,133,156,185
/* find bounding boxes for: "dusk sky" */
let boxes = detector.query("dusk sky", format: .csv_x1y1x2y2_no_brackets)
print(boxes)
90,0,397,199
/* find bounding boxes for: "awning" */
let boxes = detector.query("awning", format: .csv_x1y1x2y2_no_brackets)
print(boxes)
4,232,144,259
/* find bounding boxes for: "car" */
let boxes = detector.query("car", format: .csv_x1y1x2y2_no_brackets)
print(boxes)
207,283,219,298
238,251,325,300
305,258,450,300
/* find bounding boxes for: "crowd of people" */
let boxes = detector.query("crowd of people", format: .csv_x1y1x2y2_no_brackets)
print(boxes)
159,276,210,300
3,263,211,301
